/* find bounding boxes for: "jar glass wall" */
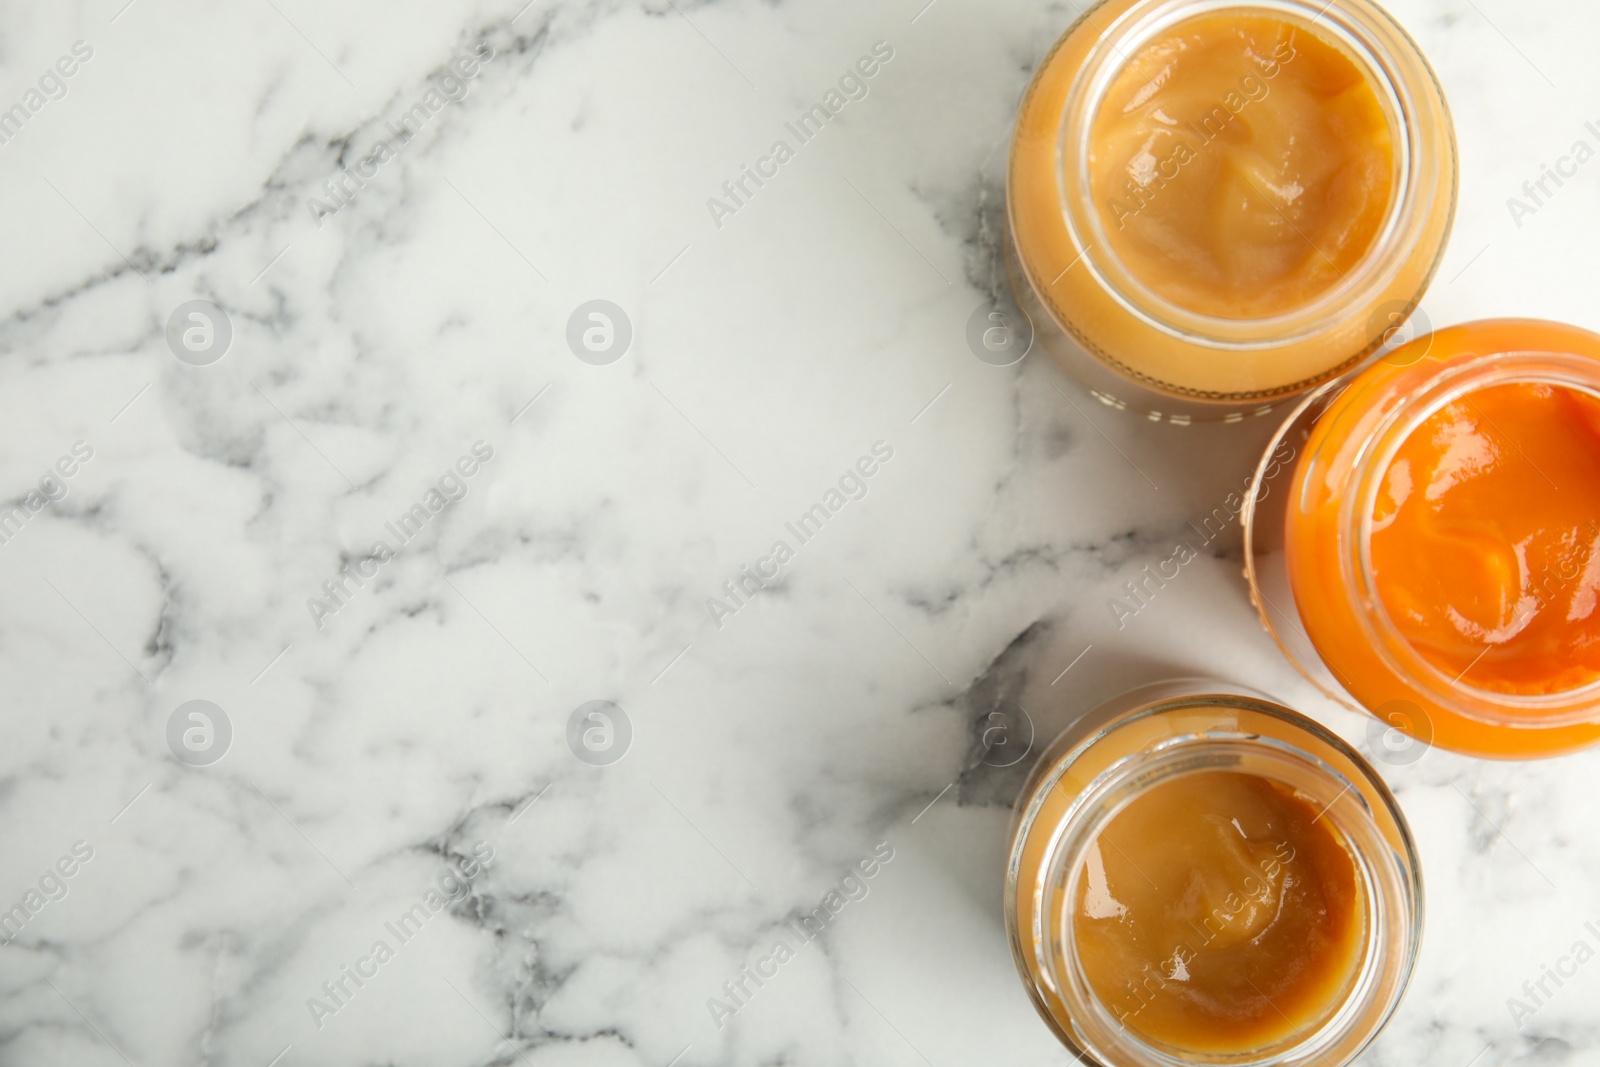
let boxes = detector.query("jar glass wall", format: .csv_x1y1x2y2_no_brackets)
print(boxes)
1006,681,1421,1066
1007,0,1457,424
1244,320,1600,758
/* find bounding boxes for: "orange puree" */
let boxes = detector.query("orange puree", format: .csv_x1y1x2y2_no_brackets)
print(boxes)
1074,771,1362,1052
1089,14,1395,318
1370,382,1600,695
1284,320,1600,757
1009,0,1456,407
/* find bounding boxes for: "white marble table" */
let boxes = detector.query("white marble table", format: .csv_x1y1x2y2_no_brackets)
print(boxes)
2,1,1597,1064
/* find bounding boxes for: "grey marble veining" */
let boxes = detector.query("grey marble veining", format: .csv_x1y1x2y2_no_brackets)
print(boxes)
1,1,1597,1065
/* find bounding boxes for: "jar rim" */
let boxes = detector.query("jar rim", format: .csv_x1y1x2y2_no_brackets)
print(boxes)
1341,350,1600,727
1052,0,1433,349
1013,690,1422,1067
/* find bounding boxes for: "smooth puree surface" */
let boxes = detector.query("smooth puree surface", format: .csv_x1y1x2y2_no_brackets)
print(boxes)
1072,771,1362,1052
1284,321,1600,756
1370,382,1600,695
1008,0,1456,401
1088,13,1395,318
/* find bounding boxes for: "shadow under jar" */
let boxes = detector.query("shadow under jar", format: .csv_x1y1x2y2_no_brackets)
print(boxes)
1007,0,1456,424
1005,681,1421,1067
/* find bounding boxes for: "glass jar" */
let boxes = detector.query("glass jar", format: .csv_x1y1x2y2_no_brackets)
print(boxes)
1244,319,1600,758
1005,680,1421,1066
1006,0,1457,424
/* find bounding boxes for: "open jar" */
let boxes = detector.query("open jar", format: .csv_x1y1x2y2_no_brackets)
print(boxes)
1006,681,1421,1066
1244,319,1600,759
1007,0,1457,424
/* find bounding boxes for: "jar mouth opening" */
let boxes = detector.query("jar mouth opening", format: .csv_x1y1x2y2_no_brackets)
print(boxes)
1345,353,1600,728
1056,0,1419,349
1038,725,1416,1067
